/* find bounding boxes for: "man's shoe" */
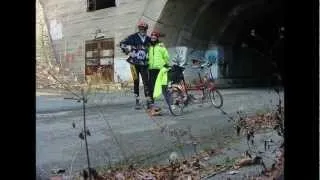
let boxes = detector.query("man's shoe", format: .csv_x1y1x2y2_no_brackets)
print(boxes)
154,106,161,111
148,108,162,116
149,104,161,111
146,99,152,110
135,99,142,110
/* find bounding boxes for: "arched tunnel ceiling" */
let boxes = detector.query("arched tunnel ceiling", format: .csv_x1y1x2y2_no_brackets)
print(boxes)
154,0,284,47
216,0,284,45
191,0,253,42
151,0,208,47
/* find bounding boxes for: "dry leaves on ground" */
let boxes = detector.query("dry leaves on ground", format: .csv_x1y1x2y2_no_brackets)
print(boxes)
254,149,284,180
245,113,278,129
92,148,223,180
237,110,283,136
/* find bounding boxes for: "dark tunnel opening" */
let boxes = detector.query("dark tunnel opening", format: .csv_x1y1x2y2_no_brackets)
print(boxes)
218,0,285,86
154,0,285,87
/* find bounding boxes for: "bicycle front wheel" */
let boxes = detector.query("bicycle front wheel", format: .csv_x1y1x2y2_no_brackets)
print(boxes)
164,87,185,116
209,89,223,108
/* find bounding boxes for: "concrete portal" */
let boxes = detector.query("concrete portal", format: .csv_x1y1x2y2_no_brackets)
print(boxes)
38,0,284,87
148,0,284,87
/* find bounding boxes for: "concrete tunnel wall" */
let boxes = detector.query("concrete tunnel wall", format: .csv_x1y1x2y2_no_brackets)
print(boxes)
151,0,284,85
39,0,283,86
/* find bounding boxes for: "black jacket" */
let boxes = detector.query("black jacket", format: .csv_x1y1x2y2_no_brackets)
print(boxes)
120,33,151,66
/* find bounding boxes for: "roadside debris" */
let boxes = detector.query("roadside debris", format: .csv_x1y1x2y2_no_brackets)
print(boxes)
71,111,284,180
253,148,284,180
79,151,223,179
233,156,263,169
227,170,240,175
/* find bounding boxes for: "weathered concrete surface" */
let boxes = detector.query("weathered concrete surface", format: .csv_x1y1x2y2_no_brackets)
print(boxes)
36,88,277,113
204,130,283,179
36,88,283,178
39,0,283,84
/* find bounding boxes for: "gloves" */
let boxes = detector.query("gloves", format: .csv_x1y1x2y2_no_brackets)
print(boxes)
120,44,131,55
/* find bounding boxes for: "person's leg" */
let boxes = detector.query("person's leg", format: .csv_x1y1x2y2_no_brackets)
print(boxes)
148,69,160,104
132,65,139,96
146,69,161,114
148,69,161,112
139,66,150,98
133,65,141,108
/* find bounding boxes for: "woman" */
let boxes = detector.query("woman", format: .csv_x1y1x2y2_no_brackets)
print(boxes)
147,31,169,113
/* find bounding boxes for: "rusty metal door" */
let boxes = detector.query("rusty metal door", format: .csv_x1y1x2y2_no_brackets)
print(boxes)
85,38,114,84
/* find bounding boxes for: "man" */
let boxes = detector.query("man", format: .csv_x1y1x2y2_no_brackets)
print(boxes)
147,30,169,114
120,21,152,109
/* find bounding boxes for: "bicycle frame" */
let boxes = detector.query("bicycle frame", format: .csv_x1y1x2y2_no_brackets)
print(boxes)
169,63,217,105
165,62,224,115
182,65,216,93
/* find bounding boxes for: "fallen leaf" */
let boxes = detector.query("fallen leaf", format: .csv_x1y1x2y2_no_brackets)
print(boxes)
115,172,125,180
227,170,240,175
72,121,76,128
235,157,254,167
78,132,84,140
203,157,210,161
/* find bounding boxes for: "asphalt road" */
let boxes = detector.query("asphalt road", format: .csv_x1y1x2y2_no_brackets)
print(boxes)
36,88,283,178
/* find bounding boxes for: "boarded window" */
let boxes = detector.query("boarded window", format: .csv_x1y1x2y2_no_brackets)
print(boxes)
87,0,117,12
85,38,115,83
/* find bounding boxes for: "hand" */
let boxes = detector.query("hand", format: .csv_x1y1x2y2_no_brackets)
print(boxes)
125,45,132,52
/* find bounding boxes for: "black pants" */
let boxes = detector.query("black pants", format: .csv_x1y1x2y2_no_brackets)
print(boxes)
133,65,150,98
148,69,160,103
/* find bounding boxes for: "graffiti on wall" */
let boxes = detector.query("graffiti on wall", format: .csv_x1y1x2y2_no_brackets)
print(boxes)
168,46,188,65
65,45,83,63
50,19,63,40
187,47,221,79
205,49,219,79
188,50,206,62
166,45,224,85
188,49,219,63
168,46,221,65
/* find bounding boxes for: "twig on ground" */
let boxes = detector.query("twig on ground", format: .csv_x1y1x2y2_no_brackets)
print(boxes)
68,140,83,179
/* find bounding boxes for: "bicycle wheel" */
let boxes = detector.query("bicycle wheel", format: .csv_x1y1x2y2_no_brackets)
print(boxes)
209,89,223,108
164,87,185,116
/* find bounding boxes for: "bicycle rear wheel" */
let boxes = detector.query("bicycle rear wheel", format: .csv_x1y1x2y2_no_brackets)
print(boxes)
164,87,185,116
209,89,223,108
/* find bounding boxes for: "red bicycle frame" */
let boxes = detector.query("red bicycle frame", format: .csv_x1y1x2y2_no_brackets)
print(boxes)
178,65,216,97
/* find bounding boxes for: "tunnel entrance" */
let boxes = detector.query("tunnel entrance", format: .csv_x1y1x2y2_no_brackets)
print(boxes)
227,1,284,86
150,0,284,87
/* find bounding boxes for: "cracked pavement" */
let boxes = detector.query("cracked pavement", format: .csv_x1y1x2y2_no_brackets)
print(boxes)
36,88,283,179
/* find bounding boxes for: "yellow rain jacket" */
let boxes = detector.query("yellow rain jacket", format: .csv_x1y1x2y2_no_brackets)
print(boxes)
153,67,169,99
148,42,169,70
148,42,170,99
